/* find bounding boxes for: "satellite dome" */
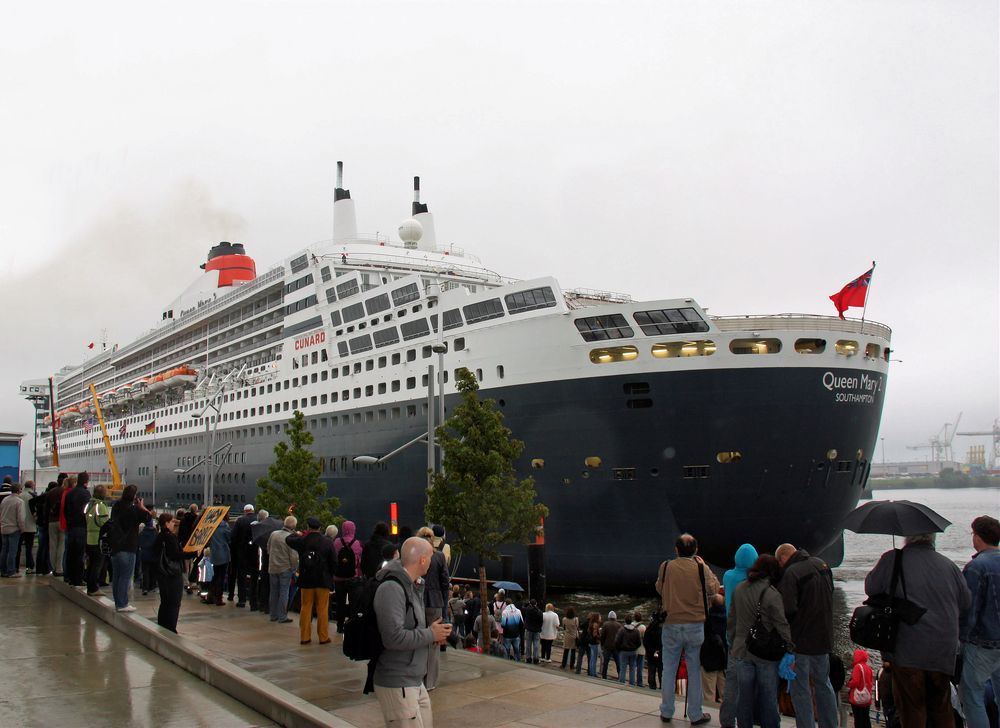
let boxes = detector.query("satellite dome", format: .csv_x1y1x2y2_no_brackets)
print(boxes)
398,218,423,244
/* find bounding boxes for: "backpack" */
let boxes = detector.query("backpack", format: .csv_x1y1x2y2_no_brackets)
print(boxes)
301,549,319,575
98,518,122,556
335,538,357,579
342,574,413,694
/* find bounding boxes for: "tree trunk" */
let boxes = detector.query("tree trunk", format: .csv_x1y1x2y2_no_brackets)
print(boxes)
478,555,490,653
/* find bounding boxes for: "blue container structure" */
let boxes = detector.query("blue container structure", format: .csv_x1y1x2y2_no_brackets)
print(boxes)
0,433,24,483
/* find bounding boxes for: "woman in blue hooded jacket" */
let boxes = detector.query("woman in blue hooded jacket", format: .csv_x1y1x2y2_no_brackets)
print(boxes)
719,543,758,728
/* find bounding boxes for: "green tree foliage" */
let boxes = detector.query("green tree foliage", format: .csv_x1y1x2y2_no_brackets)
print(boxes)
425,368,547,648
256,410,340,525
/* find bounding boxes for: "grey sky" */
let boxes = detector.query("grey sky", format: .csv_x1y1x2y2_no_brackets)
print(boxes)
2,0,997,468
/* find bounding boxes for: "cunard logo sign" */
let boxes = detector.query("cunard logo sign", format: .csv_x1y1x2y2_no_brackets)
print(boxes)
822,371,882,405
294,330,326,350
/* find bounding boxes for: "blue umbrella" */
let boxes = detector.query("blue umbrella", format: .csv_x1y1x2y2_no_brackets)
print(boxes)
492,580,525,592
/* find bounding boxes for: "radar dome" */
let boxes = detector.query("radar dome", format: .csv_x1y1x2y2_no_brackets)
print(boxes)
398,218,423,244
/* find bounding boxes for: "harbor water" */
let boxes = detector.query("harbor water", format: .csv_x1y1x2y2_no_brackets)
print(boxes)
554,487,999,658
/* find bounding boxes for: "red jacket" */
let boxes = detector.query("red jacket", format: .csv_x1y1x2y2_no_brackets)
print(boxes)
846,649,873,706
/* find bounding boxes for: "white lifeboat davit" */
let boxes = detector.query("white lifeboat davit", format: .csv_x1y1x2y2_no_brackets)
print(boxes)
118,384,133,400
131,380,150,399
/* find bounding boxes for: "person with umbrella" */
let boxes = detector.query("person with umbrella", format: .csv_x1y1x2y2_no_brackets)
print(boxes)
856,500,971,728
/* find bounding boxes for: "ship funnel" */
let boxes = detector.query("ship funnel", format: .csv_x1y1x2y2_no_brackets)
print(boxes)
410,175,437,251
333,160,357,242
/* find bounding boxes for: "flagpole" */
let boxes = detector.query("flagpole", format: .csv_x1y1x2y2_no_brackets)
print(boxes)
860,260,876,334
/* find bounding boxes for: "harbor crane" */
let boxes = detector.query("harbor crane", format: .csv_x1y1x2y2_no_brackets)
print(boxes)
907,412,962,462
954,418,1000,471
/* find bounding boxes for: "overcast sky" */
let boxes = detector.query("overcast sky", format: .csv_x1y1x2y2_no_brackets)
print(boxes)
2,0,997,470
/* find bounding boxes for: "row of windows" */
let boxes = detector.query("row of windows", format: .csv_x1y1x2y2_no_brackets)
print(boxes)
590,338,883,363
284,294,317,316
283,273,314,295
575,308,707,342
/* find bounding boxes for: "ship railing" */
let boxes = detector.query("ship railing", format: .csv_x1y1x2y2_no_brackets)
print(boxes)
314,245,504,284
312,234,482,264
564,288,635,308
711,313,892,339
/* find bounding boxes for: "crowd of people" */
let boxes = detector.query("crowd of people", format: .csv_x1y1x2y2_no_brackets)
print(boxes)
3,473,998,728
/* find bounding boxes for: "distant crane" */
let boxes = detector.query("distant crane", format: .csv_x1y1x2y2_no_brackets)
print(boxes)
907,412,963,462
954,418,1000,471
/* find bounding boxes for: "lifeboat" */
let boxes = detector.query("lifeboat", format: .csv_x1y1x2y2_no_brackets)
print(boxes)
131,379,150,399
147,373,167,394
62,406,82,422
118,384,133,401
162,366,199,389
43,414,52,427
78,400,93,415
99,391,116,409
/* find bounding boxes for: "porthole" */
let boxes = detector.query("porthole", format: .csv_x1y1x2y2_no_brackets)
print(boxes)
716,451,743,464
581,471,590,479
651,340,716,358
584,456,602,469
864,343,880,358
730,338,781,355
794,338,826,354
835,340,859,356
650,468,660,477
531,459,545,469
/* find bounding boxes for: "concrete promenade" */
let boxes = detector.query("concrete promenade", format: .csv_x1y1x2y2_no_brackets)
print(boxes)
16,574,801,727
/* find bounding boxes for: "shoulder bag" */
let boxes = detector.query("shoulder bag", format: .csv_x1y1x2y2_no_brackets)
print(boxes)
699,564,728,671
849,549,926,652
746,586,787,661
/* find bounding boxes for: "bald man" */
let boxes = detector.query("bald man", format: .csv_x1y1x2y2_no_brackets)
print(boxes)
372,536,451,728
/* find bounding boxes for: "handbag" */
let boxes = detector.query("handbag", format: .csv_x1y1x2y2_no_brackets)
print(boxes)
159,542,181,577
746,586,787,661
849,549,926,652
698,564,728,671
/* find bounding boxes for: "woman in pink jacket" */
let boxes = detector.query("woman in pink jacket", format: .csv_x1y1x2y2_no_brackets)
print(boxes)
846,648,874,728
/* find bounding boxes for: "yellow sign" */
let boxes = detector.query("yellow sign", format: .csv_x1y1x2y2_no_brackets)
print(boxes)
183,505,230,553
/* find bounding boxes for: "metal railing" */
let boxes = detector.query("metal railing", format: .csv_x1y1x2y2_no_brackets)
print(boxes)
711,313,892,340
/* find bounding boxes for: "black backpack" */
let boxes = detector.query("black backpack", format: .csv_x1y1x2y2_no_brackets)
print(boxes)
98,518,123,556
343,574,413,694
335,538,357,579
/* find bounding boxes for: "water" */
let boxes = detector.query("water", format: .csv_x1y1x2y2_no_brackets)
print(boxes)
554,487,999,657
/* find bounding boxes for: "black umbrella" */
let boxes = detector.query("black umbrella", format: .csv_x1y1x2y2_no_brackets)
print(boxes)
842,499,951,542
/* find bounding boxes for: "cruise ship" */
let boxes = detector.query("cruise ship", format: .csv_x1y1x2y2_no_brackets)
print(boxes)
20,165,891,589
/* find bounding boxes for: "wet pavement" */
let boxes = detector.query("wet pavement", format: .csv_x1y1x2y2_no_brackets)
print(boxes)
0,576,274,728
19,573,804,727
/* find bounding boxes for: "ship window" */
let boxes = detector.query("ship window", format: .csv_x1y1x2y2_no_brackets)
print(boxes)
716,451,743,464
391,407,401,419
374,327,400,349
442,308,463,331
412,304,422,313
865,343,881,358
336,279,360,300
310,396,317,406
633,308,708,336
589,345,639,364
321,394,327,404
321,266,332,283
290,254,309,274
406,377,416,390
401,318,431,341
343,302,365,323
391,380,401,392
354,362,361,374
292,399,298,409
365,385,373,396
835,340,859,356
366,359,374,371
575,314,634,342
337,341,349,357
683,465,711,479
406,405,417,417
378,383,386,394
462,299,504,325
378,356,386,368
422,374,428,387
454,337,465,350
311,351,318,365
365,293,390,316
497,365,505,379
730,338,781,355
330,392,338,402
321,370,328,381
475,368,482,382
342,389,349,400
342,366,349,375
329,310,341,326
392,353,401,365
391,283,420,307
651,340,716,358
505,286,557,314
795,338,826,354
623,382,650,395
292,377,299,387
626,399,652,409
348,334,373,355
613,468,636,481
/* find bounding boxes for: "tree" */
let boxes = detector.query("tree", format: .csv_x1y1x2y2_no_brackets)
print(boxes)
425,368,547,651
256,410,340,525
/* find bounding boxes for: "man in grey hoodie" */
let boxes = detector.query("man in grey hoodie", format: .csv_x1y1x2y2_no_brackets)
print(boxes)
373,536,452,728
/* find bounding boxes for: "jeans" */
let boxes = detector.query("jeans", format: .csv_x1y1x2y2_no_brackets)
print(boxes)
660,622,706,721
17,532,35,570
789,653,839,728
503,636,522,661
110,551,136,609
602,647,620,679
961,644,1000,728
586,643,600,676
619,650,638,685
736,656,780,728
269,571,293,620
720,653,740,726
1,532,20,576
525,630,541,662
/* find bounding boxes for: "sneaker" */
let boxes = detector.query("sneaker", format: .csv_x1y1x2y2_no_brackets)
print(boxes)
690,717,710,726
279,618,293,624
87,590,101,596
117,605,137,613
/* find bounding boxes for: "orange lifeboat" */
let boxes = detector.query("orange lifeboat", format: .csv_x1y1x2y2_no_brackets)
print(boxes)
161,366,199,389
147,373,167,394
62,405,82,422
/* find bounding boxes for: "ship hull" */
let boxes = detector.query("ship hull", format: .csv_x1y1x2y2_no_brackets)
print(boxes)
58,363,885,590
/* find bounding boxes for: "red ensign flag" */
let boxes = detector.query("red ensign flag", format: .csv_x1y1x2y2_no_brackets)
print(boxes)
830,267,874,320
